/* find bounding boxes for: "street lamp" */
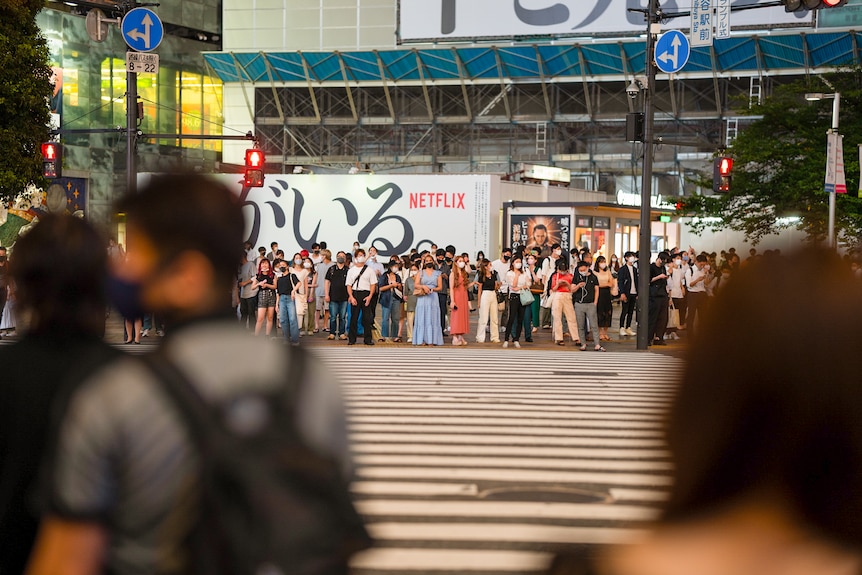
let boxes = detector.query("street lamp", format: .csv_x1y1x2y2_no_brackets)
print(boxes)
804,91,840,249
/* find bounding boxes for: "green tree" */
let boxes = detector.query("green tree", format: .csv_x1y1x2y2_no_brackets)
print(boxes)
0,0,51,203
682,69,862,251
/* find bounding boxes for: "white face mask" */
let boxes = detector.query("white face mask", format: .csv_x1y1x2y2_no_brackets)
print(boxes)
355,256,366,264
527,258,536,265
514,262,522,269
627,257,635,264
456,261,466,269
674,259,682,265
303,262,312,269
294,258,302,265
599,263,607,270
554,250,562,256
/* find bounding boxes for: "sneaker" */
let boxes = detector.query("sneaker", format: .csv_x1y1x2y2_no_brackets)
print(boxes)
514,341,521,348
141,329,150,338
339,334,348,340
502,341,509,348
625,328,636,336
327,334,335,340
620,327,627,336
156,330,165,337
531,327,538,333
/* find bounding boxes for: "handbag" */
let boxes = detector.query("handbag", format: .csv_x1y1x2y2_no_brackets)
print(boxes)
496,291,506,304
667,301,680,329
519,290,535,306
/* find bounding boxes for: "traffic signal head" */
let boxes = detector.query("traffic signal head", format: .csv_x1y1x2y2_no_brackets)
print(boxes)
783,0,846,10
41,142,61,178
713,156,732,193
243,148,265,187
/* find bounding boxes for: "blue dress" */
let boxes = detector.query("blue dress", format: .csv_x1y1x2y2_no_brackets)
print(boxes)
412,269,444,345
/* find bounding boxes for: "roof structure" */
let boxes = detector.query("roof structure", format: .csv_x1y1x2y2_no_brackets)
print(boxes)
204,30,862,85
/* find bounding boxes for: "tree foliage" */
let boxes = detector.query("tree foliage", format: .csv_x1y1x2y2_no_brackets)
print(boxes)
0,0,51,203
682,69,862,251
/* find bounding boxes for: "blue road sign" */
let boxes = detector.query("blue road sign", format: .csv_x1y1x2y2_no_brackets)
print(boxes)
654,30,690,75
121,7,164,53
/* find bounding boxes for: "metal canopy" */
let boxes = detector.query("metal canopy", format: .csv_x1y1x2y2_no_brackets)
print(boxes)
204,30,861,85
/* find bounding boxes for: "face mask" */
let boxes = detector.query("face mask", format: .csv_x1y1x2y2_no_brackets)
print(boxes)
579,269,589,276
626,257,634,264
503,255,511,262
599,263,607,270
293,258,302,265
682,255,689,261
527,258,536,265
424,262,434,269
353,245,359,251
303,262,312,269
456,261,466,269
391,266,400,273
514,262,522,269
336,257,345,264
611,258,617,262
0,255,6,263
313,249,320,254
279,267,288,273
355,256,366,264
674,259,682,265
107,275,147,320
410,270,418,276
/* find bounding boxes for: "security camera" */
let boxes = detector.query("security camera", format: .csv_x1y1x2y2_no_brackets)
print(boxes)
626,79,641,100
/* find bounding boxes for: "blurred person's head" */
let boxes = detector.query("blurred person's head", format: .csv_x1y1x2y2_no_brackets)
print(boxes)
663,249,862,550
594,255,607,271
10,214,107,337
112,174,245,323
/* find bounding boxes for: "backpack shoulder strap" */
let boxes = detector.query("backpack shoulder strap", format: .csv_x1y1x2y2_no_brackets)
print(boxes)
143,346,307,451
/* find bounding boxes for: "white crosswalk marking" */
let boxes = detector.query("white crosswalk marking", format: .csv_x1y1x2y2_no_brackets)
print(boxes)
308,348,681,575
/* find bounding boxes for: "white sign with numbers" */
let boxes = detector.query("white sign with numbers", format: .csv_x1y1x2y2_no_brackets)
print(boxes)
126,52,159,74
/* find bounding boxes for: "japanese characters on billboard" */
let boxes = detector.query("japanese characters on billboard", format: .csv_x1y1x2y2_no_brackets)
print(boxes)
210,174,492,257
509,210,572,259
399,0,811,41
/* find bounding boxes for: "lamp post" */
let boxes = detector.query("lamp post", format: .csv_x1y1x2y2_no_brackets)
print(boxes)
805,91,840,250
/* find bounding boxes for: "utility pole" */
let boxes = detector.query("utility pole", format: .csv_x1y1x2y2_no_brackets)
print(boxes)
636,0,659,352
125,0,138,195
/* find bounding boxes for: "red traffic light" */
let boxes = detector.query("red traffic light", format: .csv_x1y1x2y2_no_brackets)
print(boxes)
243,148,265,187
245,148,264,168
41,142,61,178
718,157,733,177
41,142,58,161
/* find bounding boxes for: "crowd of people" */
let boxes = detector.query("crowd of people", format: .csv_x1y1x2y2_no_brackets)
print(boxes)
232,239,862,350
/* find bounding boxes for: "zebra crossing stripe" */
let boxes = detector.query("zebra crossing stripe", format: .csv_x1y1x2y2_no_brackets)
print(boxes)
355,466,673,487
352,443,669,459
350,548,552,573
350,432,666,448
366,522,647,545
353,454,671,472
350,423,663,438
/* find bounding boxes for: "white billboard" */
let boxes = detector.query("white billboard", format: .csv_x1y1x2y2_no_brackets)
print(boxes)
400,0,812,41
214,174,493,258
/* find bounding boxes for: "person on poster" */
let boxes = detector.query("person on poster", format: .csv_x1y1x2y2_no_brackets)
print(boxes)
526,223,551,258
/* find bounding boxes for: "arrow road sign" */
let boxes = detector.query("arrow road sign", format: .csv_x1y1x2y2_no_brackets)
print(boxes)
121,7,164,52
654,30,690,75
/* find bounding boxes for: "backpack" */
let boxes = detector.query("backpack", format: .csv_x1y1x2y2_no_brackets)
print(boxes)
145,347,372,575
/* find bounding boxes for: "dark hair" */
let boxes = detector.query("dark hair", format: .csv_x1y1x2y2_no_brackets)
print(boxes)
10,214,107,337
695,254,708,263
116,174,245,292
533,224,547,232
663,249,862,549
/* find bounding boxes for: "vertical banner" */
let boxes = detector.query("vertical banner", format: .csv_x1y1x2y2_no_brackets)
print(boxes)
691,0,713,48
825,132,847,194
715,0,731,39
509,211,572,258
858,144,862,198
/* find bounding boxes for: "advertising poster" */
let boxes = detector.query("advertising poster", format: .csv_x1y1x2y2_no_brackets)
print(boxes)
207,174,492,258
400,0,811,41
509,212,572,258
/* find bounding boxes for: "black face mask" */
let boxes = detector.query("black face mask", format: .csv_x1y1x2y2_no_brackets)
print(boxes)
424,262,435,269
0,255,6,263
503,255,511,262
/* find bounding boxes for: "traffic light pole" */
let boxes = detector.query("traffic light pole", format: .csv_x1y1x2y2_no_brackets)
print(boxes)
636,0,659,352
125,0,138,195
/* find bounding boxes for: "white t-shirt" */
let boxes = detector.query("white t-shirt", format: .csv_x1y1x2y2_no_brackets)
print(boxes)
491,259,511,292
345,265,377,292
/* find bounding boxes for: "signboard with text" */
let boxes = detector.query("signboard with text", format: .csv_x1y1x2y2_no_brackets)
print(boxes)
210,174,493,257
399,0,812,41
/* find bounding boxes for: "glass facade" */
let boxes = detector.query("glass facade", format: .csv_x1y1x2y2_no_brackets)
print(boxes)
37,7,223,227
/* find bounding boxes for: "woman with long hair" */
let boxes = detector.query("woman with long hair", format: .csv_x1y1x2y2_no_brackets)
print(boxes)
253,258,276,336
412,253,444,346
593,255,615,342
449,255,470,346
475,258,500,343
502,255,530,348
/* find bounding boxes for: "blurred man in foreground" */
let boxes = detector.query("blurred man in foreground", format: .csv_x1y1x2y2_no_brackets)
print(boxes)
27,175,359,575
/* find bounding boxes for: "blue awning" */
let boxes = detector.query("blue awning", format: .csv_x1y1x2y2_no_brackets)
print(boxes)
203,31,862,85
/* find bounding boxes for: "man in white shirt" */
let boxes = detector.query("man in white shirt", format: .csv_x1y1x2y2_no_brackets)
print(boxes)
345,249,378,345
685,254,710,338
668,255,688,330
491,247,513,330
